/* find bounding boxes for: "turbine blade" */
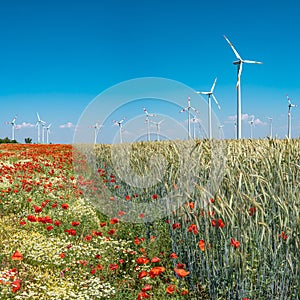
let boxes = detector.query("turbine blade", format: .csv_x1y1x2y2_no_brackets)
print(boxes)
191,107,198,114
196,91,210,95
180,108,187,113
243,59,263,64
143,107,148,115
223,35,242,60
37,112,41,121
286,94,291,104
212,94,221,110
211,77,217,93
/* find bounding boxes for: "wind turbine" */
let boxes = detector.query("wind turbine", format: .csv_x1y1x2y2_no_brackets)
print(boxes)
113,117,125,143
196,77,221,139
286,94,297,139
90,122,103,144
218,124,224,138
151,119,164,141
143,107,157,142
267,117,273,138
224,35,263,140
249,116,254,139
45,124,52,144
36,113,46,144
191,117,200,139
179,97,198,140
6,115,17,141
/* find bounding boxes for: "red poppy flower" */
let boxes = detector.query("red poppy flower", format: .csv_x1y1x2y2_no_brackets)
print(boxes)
137,291,150,299
230,238,240,249
198,239,205,251
136,257,150,265
60,252,66,258
72,221,80,226
279,231,288,240
218,219,225,228
100,222,106,227
11,250,23,261
181,289,189,295
174,268,190,277
151,256,160,263
152,194,158,200
211,219,217,227
84,235,92,241
187,224,198,234
125,195,131,201
166,284,176,294
54,220,61,226
27,215,37,222
46,226,54,231
249,207,256,216
109,264,119,271
110,217,119,224
172,223,181,229
11,279,21,293
108,229,116,235
61,203,69,209
149,266,165,278
170,252,178,259
138,270,148,279
142,284,152,292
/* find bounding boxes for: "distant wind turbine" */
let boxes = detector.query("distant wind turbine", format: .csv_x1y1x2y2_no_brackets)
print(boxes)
224,35,263,140
113,117,125,143
151,119,164,141
90,122,103,144
249,116,254,139
286,94,297,139
143,107,157,142
267,117,273,138
196,77,221,139
36,113,46,144
6,115,17,141
180,97,198,140
191,117,200,139
45,124,51,144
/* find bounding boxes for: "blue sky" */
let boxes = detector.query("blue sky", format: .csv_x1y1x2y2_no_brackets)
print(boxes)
0,0,299,143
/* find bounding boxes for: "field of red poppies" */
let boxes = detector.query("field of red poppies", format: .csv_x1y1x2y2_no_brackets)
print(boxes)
0,141,299,299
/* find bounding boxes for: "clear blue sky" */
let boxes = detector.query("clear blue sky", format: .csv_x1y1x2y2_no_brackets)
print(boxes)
0,0,299,143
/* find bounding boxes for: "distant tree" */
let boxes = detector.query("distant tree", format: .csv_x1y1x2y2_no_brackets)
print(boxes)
0,137,17,144
25,137,32,144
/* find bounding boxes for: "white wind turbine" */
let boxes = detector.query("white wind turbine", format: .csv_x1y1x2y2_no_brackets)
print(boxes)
36,113,46,144
6,115,18,141
143,107,157,142
90,122,103,144
179,97,198,140
286,94,297,139
191,117,200,139
249,116,255,139
267,117,273,138
113,117,125,143
151,119,164,141
224,35,263,140
196,77,221,139
45,124,52,144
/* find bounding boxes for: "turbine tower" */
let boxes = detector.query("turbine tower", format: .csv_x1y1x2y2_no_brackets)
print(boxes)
224,35,262,139
36,113,46,144
113,117,125,143
180,97,198,140
267,117,273,138
151,120,164,141
191,117,200,139
196,77,221,139
286,95,297,139
6,115,17,141
143,107,156,142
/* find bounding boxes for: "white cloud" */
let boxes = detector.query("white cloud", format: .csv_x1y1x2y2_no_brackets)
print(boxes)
15,122,35,129
59,122,74,129
227,114,266,125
